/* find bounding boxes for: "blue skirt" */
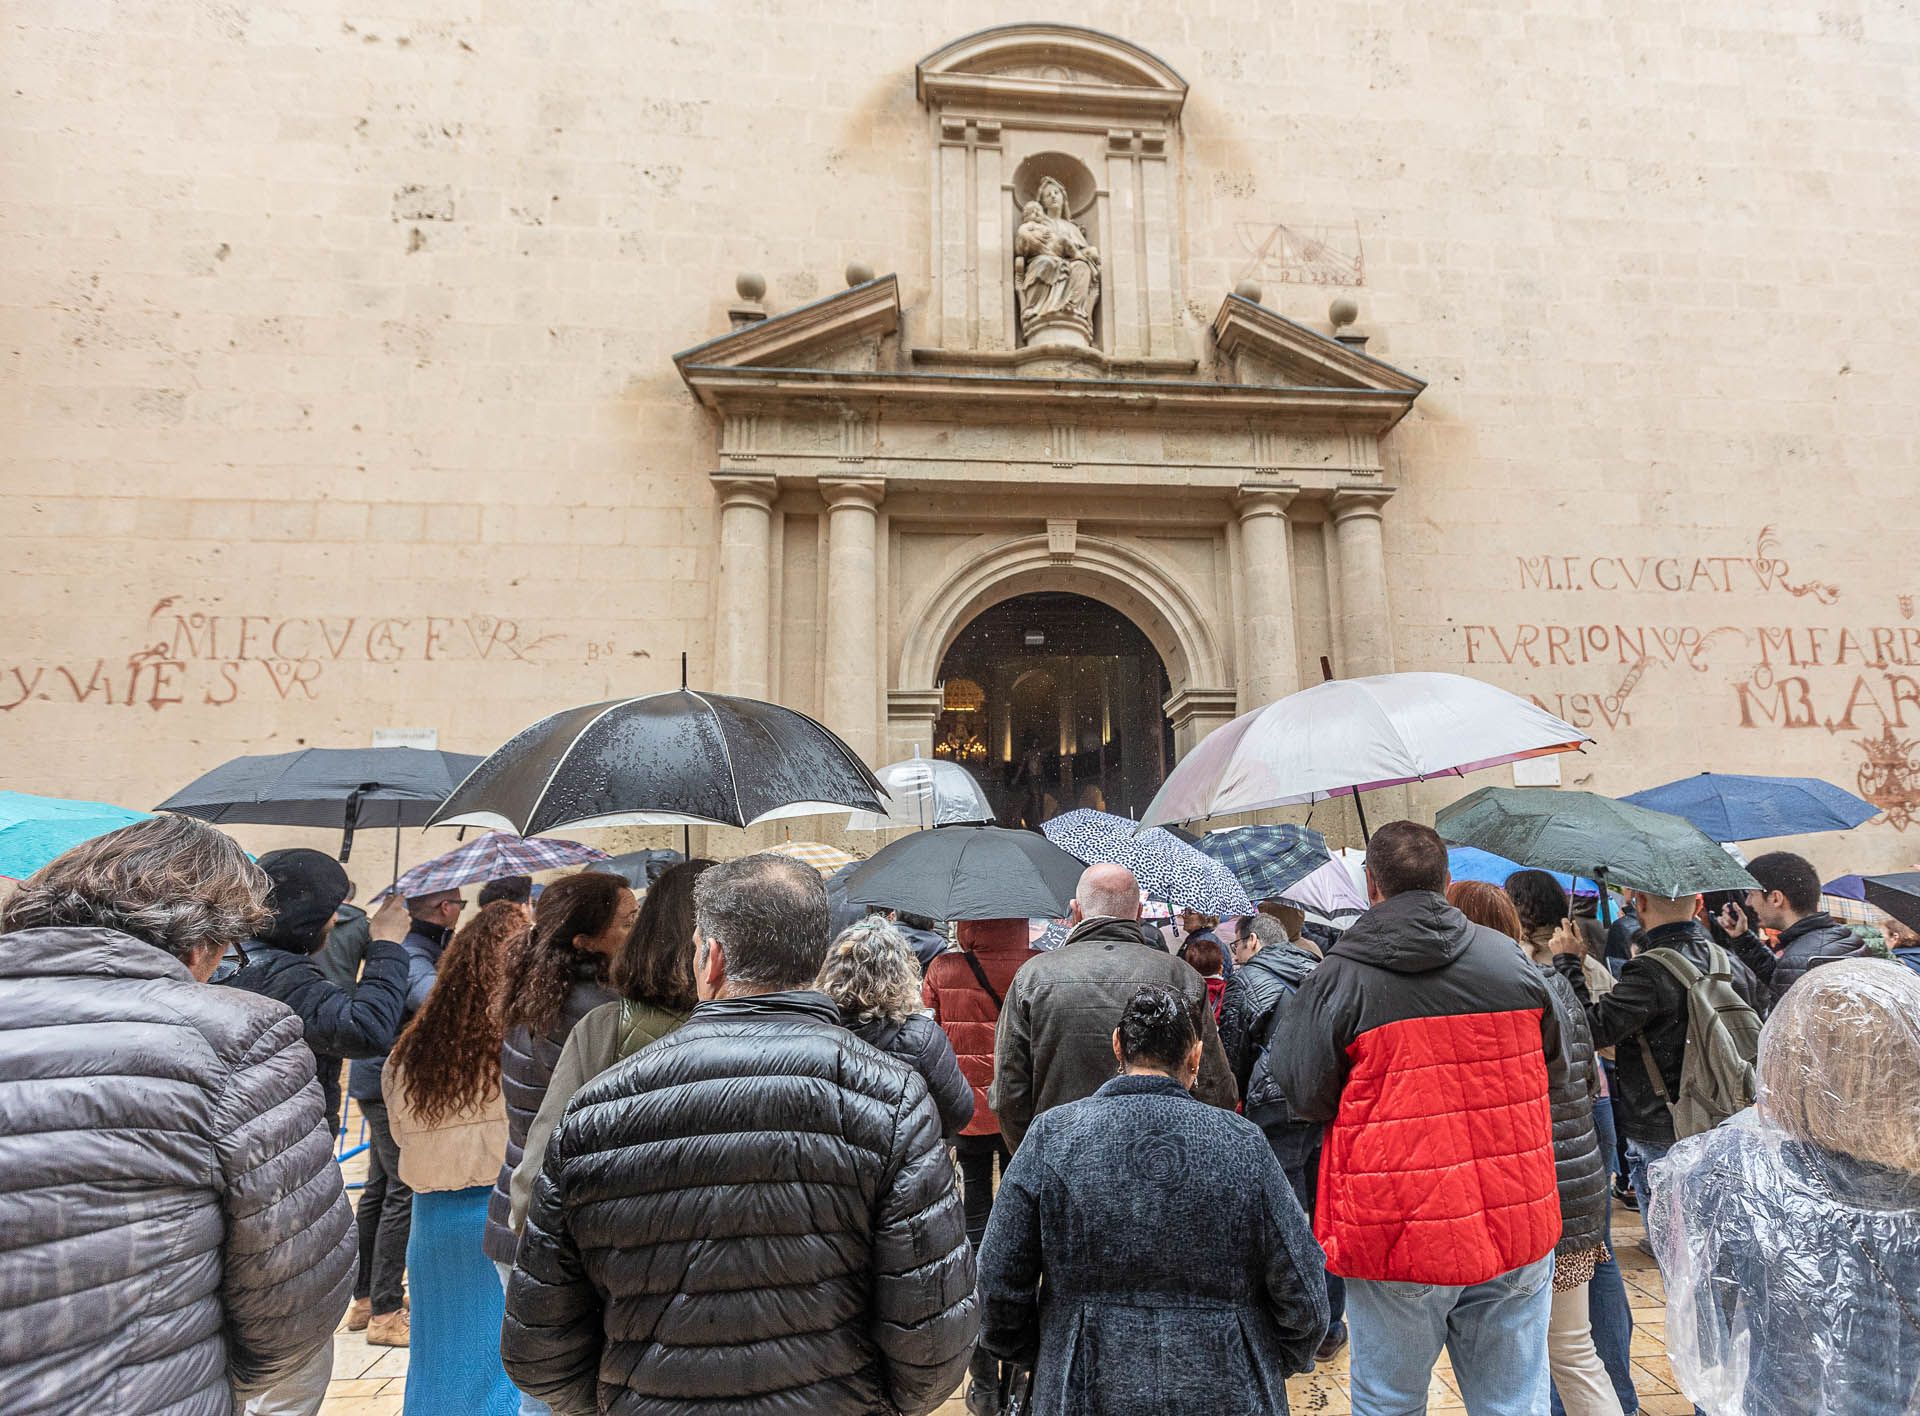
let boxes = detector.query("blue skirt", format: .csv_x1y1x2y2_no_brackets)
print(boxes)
404,1185,523,1416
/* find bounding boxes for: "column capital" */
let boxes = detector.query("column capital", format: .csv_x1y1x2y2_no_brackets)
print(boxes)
1234,482,1300,519
712,472,778,511
1329,486,1396,523
820,476,886,510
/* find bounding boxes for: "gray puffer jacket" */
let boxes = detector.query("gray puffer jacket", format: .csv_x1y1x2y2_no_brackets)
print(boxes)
0,926,355,1413
1540,967,1607,1257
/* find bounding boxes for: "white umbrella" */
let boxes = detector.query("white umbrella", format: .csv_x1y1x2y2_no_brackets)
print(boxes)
847,752,993,831
1140,672,1590,829
1280,854,1370,919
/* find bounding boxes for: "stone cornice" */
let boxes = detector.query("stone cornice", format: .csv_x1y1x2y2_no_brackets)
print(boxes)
1212,294,1426,400
673,276,901,377
677,363,1420,431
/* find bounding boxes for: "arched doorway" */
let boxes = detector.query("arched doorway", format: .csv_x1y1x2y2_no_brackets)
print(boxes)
934,591,1173,827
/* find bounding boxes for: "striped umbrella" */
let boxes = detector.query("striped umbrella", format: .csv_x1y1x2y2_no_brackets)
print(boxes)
1196,825,1330,902
1042,809,1253,916
767,840,860,879
379,832,609,898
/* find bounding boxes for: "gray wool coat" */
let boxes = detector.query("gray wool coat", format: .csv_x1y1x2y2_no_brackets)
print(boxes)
0,926,356,1414
979,1073,1329,1415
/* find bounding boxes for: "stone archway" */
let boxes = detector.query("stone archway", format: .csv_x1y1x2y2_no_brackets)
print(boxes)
889,531,1237,764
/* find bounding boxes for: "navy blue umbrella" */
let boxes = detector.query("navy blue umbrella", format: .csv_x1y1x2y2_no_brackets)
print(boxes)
1863,872,1920,932
1619,772,1879,843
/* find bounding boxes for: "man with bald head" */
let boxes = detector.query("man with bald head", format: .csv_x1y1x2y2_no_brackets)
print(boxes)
991,863,1236,1151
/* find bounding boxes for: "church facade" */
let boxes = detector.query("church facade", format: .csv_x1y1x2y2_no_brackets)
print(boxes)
3,6,1916,866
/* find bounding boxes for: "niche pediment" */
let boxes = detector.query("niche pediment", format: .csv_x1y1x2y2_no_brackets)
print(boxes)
916,24,1187,123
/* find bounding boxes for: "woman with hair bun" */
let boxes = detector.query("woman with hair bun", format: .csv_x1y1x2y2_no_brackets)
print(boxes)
977,983,1328,1415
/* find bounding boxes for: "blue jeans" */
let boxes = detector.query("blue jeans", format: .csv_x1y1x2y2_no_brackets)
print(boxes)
1554,1095,1638,1415
1625,1135,1673,1219
1282,1148,1346,1330
1346,1252,1554,1415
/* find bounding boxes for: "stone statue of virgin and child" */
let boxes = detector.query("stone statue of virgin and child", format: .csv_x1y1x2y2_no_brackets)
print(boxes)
1014,175,1100,344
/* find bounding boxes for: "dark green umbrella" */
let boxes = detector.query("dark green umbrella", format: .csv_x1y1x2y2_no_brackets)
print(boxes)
1436,786,1758,898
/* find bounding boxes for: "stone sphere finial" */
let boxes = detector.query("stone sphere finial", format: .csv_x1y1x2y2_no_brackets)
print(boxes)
735,271,767,302
844,260,875,287
1329,296,1359,330
1233,278,1263,304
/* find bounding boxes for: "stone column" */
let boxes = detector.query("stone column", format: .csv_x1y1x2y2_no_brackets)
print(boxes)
1331,489,1396,679
1235,484,1301,709
713,474,776,699
821,478,885,765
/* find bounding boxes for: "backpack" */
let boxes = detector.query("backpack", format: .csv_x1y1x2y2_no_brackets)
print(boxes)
1635,942,1762,1139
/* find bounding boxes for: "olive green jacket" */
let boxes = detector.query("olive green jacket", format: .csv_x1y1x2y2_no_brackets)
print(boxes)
506,997,688,1235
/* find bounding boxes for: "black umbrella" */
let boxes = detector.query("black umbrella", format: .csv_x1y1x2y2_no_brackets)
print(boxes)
841,825,1084,921
428,690,886,836
1863,872,1920,932
157,747,483,864
588,848,688,889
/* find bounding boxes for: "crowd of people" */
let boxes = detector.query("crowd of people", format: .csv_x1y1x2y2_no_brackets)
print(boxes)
0,812,1916,1415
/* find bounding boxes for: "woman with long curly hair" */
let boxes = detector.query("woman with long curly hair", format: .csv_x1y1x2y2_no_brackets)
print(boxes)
816,917,974,1137
481,873,634,1295
505,859,713,1241
385,899,526,1416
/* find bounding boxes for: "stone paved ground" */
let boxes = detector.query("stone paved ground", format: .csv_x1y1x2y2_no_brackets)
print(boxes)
322,1102,1692,1415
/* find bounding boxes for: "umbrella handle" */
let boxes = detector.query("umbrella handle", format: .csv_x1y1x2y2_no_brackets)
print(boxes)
341,786,367,863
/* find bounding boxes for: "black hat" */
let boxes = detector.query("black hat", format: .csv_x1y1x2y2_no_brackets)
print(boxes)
258,848,352,953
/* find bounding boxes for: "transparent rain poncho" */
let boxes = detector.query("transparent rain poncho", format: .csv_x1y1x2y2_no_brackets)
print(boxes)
1646,960,1920,1415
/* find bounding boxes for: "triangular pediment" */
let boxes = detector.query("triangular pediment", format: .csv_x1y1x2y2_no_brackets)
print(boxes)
1212,294,1426,396
673,276,900,381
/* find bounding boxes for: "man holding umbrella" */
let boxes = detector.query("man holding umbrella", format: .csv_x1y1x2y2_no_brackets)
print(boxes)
345,885,466,1346
1715,851,1874,1007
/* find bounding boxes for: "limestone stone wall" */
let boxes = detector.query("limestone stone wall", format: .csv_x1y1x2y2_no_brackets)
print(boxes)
3,1,1917,874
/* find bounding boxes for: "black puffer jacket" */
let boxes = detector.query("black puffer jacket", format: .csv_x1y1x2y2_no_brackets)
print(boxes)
0,926,355,1413
1540,968,1607,1256
1237,945,1324,1169
1218,941,1320,1095
223,935,408,1135
847,1009,976,1138
1726,911,1872,1008
1555,919,1762,1145
483,960,615,1264
503,989,978,1416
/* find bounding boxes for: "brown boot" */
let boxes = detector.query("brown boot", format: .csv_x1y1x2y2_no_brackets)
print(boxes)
366,1309,410,1347
345,1297,371,1332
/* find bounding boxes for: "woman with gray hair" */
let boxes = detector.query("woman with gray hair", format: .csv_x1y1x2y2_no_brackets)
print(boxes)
0,815,356,1416
817,916,974,1137
1650,959,1920,1414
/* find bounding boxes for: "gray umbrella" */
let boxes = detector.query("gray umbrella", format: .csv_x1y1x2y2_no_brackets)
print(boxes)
1436,786,1759,897
157,747,482,863
842,826,1083,921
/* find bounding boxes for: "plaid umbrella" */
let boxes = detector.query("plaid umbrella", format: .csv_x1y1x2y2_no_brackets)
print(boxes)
380,832,609,899
1197,825,1330,902
1042,809,1253,917
767,840,860,879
